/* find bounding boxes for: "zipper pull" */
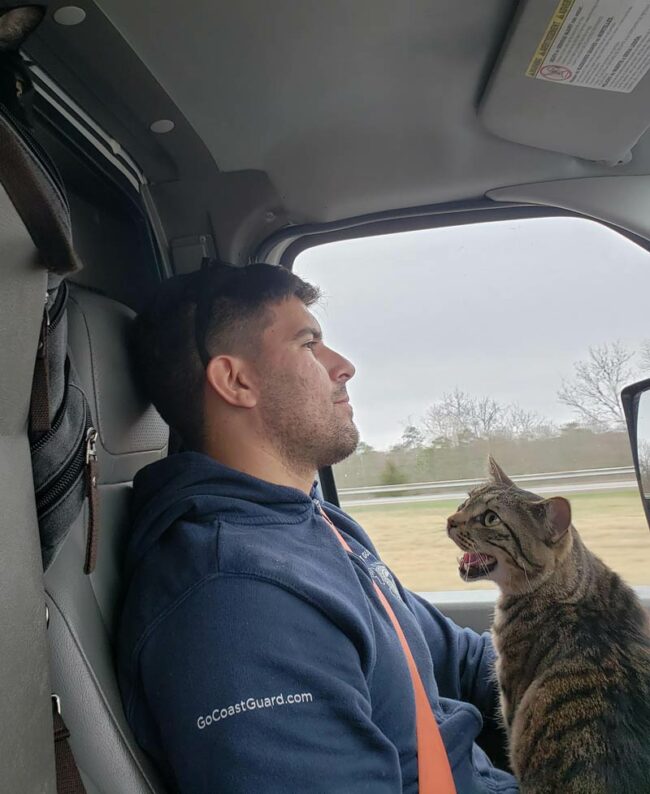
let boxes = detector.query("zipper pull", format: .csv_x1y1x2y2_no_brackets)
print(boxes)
85,426,97,468
83,427,99,575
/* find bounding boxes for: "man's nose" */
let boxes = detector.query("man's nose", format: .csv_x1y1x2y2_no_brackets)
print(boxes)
327,347,356,381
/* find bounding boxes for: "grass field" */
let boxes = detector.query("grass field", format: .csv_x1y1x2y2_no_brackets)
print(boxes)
344,489,650,592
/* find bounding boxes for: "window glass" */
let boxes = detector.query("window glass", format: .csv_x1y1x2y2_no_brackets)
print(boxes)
294,217,650,593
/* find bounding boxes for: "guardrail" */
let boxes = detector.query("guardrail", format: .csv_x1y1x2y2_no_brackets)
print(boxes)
338,466,635,499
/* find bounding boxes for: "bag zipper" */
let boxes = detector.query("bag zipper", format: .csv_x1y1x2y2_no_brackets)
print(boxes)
36,409,99,575
29,374,68,453
84,426,99,574
36,408,93,516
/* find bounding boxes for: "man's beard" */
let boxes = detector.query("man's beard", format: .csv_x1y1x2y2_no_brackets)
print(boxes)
311,418,360,469
259,381,359,473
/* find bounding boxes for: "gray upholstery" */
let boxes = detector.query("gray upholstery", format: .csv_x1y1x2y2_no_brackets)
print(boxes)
0,184,57,792
45,284,168,794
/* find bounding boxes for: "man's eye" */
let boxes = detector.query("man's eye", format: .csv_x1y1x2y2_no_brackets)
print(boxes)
303,341,317,350
482,510,500,527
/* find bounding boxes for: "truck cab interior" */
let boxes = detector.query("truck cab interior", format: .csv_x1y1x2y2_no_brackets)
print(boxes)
2,1,650,791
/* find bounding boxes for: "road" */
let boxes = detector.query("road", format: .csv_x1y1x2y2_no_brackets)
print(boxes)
341,479,638,508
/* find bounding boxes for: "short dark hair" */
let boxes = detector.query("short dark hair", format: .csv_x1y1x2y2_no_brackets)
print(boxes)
133,262,320,450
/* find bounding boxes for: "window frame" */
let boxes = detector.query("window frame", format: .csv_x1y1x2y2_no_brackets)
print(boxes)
274,201,650,507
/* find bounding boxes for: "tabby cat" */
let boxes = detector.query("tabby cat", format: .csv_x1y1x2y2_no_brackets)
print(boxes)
446,457,650,794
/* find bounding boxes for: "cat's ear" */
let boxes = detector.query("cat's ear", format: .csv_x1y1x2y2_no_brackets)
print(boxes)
488,456,514,487
0,6,45,52
545,496,572,543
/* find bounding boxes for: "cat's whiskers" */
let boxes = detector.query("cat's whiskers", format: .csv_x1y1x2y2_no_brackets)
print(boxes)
521,559,533,593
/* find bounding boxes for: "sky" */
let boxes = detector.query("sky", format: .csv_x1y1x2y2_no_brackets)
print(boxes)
294,217,650,451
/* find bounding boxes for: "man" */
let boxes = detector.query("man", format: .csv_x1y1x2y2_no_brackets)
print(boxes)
117,262,519,793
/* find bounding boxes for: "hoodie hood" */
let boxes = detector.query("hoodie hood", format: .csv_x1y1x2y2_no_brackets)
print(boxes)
125,451,315,579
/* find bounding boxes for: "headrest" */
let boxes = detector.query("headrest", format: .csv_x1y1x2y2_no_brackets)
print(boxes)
0,5,45,52
66,284,168,484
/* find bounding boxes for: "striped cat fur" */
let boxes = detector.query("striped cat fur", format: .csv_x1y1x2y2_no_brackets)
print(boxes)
447,458,650,794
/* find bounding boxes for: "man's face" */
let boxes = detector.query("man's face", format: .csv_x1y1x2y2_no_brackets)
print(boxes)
254,296,359,471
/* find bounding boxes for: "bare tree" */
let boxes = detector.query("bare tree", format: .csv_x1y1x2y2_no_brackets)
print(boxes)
422,388,550,445
423,389,489,445
473,396,505,438
557,342,636,430
507,406,554,439
640,340,650,373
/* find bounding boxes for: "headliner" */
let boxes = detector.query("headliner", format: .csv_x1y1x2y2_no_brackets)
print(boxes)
73,0,650,224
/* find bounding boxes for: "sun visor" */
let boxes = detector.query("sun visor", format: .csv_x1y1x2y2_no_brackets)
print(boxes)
479,0,650,164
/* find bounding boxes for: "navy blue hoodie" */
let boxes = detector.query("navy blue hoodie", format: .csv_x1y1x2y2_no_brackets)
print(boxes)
117,452,519,793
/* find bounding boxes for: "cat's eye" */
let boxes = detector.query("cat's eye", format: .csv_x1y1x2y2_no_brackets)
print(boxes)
482,510,500,527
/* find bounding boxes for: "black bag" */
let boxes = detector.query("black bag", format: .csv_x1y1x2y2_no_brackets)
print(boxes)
30,280,99,572
0,2,98,574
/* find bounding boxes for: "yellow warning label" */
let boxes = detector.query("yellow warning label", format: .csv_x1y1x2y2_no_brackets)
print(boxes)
526,0,650,93
526,0,576,78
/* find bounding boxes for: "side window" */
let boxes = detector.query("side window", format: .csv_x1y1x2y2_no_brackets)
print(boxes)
295,217,650,593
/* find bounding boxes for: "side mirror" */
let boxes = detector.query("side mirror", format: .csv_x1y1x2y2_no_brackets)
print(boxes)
621,378,650,530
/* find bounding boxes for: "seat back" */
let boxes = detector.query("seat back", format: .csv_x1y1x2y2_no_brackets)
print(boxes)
45,284,169,793
0,152,58,794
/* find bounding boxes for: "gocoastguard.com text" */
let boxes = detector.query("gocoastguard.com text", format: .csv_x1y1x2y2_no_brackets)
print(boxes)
196,692,314,730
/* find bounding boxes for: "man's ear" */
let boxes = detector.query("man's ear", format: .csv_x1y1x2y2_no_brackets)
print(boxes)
205,355,257,408
488,456,514,487
544,496,572,543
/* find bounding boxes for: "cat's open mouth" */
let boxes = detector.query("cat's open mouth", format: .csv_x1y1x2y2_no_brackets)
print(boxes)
458,552,497,580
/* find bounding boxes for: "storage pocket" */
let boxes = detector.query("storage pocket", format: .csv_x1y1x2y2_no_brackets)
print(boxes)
32,364,95,569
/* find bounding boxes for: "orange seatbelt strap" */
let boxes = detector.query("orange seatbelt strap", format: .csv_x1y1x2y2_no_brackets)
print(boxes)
319,506,456,794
